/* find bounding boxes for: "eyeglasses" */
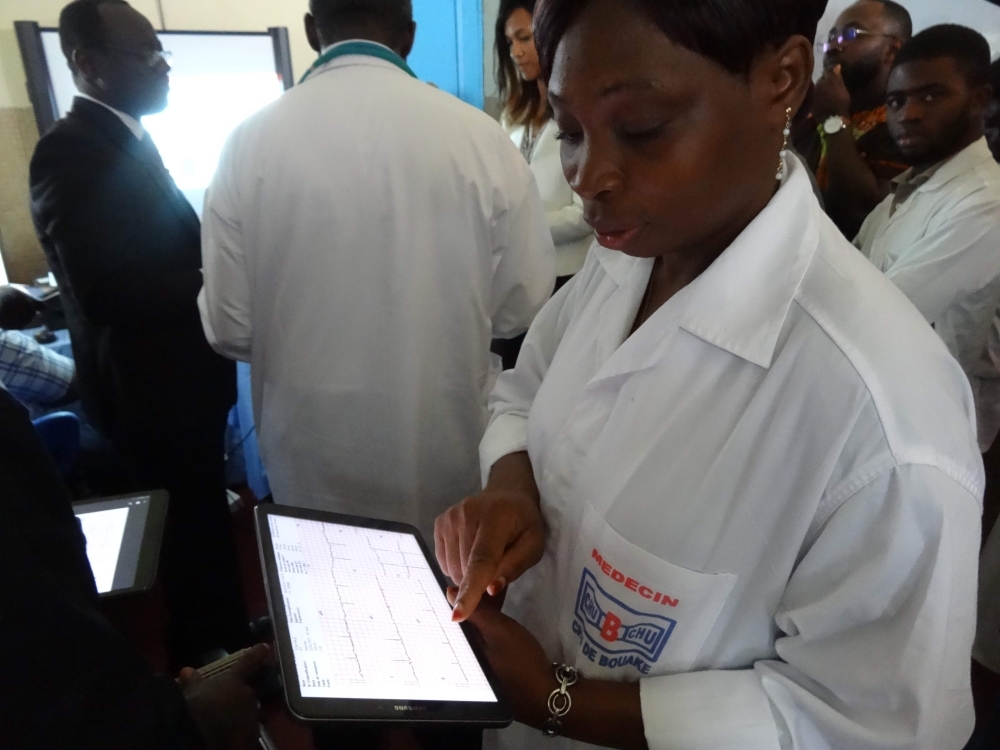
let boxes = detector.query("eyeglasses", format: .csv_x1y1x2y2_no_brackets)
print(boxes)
817,27,897,54
102,47,172,68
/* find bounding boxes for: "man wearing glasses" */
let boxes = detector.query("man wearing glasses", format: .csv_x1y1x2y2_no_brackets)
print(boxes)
29,0,249,669
808,0,912,239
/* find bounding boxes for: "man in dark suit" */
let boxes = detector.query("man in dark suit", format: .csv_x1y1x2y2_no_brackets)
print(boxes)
0,385,269,750
30,0,248,667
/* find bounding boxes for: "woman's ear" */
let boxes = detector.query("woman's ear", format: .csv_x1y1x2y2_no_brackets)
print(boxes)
762,35,814,122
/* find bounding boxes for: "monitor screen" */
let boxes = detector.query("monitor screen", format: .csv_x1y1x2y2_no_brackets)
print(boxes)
268,514,498,703
40,30,285,216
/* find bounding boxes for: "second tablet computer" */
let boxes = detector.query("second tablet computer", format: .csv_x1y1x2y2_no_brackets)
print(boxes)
255,504,513,726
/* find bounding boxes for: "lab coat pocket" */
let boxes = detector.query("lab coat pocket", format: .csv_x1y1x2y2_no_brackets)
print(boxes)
559,503,736,680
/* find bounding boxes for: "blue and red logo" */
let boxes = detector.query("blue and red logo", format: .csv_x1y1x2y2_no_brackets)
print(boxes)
574,568,675,665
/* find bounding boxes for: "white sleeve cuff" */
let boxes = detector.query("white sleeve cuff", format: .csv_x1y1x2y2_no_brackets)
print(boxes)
478,412,529,487
640,670,781,750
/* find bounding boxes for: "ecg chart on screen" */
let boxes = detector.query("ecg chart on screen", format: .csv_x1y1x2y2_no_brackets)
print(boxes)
270,516,496,702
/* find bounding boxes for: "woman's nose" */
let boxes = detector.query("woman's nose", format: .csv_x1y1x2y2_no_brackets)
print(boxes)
568,137,623,201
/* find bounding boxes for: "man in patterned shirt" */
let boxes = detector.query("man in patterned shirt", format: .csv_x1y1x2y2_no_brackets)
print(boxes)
0,286,75,412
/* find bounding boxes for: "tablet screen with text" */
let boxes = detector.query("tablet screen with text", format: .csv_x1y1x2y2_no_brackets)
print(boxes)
268,515,498,703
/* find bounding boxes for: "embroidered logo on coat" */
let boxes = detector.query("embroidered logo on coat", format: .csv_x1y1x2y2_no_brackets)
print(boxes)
573,568,676,667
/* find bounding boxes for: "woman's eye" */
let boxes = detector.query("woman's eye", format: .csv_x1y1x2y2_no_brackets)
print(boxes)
556,130,583,146
620,123,665,143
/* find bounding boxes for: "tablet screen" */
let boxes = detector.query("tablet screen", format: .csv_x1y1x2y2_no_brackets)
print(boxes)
269,515,498,703
75,495,152,593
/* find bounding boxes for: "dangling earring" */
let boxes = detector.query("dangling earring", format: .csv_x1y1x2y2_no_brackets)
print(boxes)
777,106,792,180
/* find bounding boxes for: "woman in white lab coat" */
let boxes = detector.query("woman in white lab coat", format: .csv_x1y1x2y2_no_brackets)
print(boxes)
496,0,592,288
436,1,984,749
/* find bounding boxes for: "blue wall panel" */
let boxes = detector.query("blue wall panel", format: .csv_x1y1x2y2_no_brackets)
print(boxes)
408,0,483,109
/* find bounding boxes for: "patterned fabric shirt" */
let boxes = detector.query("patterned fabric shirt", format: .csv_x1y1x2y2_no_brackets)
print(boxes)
816,105,909,190
0,330,75,406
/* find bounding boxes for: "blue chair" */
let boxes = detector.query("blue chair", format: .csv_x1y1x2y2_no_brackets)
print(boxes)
32,411,81,475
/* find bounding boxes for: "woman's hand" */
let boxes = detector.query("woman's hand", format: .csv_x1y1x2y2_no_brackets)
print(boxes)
435,452,545,621
448,587,554,727
452,589,649,750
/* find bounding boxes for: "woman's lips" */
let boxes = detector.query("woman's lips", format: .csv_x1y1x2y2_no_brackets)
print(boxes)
595,226,642,251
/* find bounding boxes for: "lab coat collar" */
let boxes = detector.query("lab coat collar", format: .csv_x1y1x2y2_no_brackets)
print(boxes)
677,154,819,368
588,155,819,382
899,137,995,196
311,39,410,78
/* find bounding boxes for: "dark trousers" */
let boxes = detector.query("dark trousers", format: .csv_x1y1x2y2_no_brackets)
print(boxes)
312,726,482,750
112,402,249,668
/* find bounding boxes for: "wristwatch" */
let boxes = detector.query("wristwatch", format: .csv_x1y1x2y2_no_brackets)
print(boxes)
821,115,850,136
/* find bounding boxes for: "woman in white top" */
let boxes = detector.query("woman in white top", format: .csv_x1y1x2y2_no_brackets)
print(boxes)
497,0,593,287
436,1,983,749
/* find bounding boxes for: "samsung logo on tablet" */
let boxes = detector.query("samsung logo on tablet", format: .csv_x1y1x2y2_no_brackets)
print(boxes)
394,705,428,711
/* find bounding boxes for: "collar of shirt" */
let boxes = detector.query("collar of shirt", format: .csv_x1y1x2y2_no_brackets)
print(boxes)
75,93,145,140
320,39,398,56
890,161,943,215
594,154,818,370
891,137,995,210
315,39,405,77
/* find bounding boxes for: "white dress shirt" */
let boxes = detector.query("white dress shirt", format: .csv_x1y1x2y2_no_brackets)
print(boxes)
856,137,1000,451
75,93,145,140
506,118,593,277
481,155,982,750
199,47,555,541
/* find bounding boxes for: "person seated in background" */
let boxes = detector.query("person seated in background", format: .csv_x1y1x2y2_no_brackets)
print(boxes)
808,0,911,238
30,0,248,668
0,385,270,750
855,25,1000,453
0,285,76,413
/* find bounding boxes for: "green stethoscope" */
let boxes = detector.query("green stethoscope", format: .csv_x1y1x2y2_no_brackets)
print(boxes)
299,40,417,84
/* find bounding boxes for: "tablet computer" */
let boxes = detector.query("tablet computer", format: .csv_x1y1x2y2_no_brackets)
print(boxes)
255,504,513,726
72,491,168,598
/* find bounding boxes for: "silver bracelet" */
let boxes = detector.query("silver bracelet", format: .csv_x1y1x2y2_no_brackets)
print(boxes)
541,663,580,737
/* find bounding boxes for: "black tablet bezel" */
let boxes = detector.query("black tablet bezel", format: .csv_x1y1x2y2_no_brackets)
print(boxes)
254,504,513,727
72,490,168,598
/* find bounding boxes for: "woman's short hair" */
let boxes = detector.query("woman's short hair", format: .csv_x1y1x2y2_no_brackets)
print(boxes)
495,0,548,128
535,0,821,80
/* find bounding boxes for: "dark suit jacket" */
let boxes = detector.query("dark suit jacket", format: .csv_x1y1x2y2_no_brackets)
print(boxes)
0,387,203,749
29,98,234,443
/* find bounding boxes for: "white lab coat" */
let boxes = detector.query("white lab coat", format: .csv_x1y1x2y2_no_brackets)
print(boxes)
481,156,982,750
199,48,555,541
506,118,593,277
856,137,1000,451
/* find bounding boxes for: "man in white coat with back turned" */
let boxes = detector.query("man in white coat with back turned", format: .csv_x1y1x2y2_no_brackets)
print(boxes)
199,0,555,540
